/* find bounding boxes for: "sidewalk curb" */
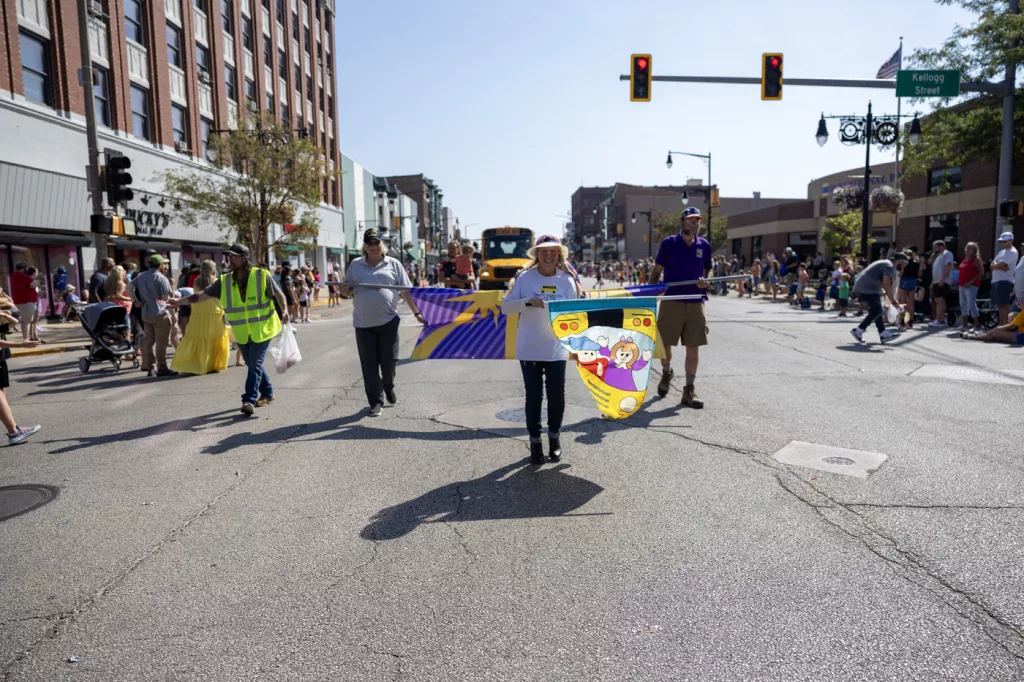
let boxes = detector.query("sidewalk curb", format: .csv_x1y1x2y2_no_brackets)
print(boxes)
12,343,89,358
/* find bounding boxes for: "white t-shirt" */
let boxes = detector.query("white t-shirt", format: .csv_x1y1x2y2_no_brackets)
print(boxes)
1015,257,1024,301
992,246,1019,284
501,268,579,362
932,249,954,285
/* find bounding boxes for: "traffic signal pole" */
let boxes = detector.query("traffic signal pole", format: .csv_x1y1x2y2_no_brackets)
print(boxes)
77,0,104,219
995,0,1019,246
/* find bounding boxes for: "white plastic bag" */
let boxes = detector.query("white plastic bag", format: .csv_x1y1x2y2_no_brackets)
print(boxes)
270,324,302,374
884,300,902,325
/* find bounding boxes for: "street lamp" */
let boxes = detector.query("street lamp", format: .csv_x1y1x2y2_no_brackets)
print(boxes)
666,149,712,232
815,103,921,259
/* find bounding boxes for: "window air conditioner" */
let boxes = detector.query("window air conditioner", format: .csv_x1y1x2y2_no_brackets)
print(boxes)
175,141,190,153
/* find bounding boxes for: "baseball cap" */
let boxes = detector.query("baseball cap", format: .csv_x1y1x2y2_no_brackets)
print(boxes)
682,207,702,218
222,244,251,258
892,252,909,262
148,254,168,267
363,228,381,244
999,231,1015,242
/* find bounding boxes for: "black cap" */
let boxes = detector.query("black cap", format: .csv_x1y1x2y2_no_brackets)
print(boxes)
364,228,381,244
222,243,251,258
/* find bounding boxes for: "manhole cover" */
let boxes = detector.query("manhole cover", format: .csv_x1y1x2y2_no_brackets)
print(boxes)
0,485,59,522
495,407,547,423
822,456,856,466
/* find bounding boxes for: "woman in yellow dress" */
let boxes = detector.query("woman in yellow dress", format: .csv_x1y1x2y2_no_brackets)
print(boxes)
171,260,229,374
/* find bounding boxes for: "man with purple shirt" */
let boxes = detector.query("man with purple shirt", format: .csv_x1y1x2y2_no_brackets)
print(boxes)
649,206,712,408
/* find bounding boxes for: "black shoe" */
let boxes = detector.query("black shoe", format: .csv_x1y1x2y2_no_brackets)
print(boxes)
657,369,674,397
155,367,178,377
530,441,545,465
368,403,383,417
146,369,154,377
548,437,562,462
384,389,397,406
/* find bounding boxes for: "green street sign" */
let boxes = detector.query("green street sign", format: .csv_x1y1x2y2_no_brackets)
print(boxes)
896,70,960,98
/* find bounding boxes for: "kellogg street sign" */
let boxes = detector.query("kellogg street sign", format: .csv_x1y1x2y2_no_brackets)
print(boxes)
895,70,960,98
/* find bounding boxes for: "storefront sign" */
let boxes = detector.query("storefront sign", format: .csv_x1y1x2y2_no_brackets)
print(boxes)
124,207,172,236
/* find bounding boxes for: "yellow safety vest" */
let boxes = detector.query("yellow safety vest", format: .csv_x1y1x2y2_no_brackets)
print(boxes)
219,267,281,344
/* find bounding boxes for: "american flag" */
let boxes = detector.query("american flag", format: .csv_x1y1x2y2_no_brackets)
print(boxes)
876,46,902,79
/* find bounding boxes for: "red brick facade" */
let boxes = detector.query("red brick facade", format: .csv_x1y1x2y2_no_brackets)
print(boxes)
3,0,341,207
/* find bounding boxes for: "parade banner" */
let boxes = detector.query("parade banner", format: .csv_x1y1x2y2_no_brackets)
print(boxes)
548,297,660,419
585,284,668,299
408,288,515,359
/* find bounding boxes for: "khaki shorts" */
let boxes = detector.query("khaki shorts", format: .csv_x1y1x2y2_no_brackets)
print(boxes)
657,300,708,348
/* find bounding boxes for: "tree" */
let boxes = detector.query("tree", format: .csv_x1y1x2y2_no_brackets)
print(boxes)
159,112,333,262
822,212,874,259
901,0,1024,178
651,209,728,251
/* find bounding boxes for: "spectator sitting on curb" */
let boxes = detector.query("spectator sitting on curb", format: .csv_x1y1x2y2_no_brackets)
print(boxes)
963,306,1024,345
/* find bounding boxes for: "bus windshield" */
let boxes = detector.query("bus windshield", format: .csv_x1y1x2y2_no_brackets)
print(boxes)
483,233,532,260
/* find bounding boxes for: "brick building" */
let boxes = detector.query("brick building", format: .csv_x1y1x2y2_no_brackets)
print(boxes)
571,183,802,261
1,0,343,311
387,174,445,264
727,158,1024,264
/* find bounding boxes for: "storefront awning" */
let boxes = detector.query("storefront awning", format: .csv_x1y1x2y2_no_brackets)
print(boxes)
111,238,182,252
277,245,301,253
327,247,346,255
0,229,91,246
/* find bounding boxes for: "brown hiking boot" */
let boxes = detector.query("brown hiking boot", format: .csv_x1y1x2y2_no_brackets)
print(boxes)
681,385,704,409
657,368,674,397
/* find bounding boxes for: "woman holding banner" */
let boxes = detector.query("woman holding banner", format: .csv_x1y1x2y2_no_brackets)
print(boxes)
501,235,584,465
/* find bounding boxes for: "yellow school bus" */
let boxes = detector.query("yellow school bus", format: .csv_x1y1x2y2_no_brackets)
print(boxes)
477,226,534,290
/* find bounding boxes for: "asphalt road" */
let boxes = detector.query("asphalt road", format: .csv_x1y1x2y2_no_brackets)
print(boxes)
2,286,1023,681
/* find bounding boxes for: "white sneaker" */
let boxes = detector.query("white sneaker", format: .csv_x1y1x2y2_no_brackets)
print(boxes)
7,424,41,446
880,330,899,342
850,328,864,343
928,319,945,327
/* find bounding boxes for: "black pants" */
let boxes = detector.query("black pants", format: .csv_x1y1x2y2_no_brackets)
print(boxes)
858,294,886,333
355,316,400,406
520,361,566,442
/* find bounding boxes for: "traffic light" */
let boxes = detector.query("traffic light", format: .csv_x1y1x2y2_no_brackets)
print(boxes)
630,54,651,102
761,53,783,101
999,201,1024,219
105,155,133,207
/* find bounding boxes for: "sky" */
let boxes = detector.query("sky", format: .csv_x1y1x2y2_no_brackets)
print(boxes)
335,0,977,245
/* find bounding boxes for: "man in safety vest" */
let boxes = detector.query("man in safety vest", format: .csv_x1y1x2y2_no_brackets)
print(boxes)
180,244,289,416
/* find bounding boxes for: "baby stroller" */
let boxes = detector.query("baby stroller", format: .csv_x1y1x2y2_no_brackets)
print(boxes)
78,303,140,373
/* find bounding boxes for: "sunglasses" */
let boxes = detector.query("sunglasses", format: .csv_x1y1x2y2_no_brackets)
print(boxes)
366,240,381,246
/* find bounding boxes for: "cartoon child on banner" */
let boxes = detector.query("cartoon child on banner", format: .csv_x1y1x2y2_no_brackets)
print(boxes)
549,298,659,419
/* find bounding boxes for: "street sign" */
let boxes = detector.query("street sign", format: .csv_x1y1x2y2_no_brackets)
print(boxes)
710,188,720,208
896,70,960,98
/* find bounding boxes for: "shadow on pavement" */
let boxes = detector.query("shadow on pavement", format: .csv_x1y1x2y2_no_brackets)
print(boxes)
41,410,239,454
834,343,892,354
361,457,606,541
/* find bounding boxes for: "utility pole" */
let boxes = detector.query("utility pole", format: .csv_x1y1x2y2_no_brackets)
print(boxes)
995,0,1019,248
861,103,874,259
77,0,104,219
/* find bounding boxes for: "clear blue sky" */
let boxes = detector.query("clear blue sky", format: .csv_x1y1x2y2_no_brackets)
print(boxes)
335,0,975,244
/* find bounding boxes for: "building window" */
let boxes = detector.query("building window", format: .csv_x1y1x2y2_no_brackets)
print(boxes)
304,26,311,53
927,214,960,256
328,93,333,113
245,78,256,109
130,84,150,140
19,30,51,106
92,64,110,126
297,114,303,131
278,48,286,78
265,92,274,115
195,0,208,12
294,63,301,91
262,0,269,7
167,24,183,67
281,101,289,124
241,14,253,52
305,75,313,100
196,44,211,75
751,235,763,260
221,0,234,33
319,85,324,104
263,34,272,65
125,0,145,45
200,118,214,160
225,64,237,101
292,12,298,40
275,0,284,23
171,104,188,147
928,166,962,195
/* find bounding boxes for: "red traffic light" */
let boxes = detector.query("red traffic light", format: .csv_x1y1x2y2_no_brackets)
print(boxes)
637,57,648,70
770,57,780,68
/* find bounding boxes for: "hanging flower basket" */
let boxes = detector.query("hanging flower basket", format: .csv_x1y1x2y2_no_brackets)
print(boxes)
831,186,866,213
870,185,904,213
